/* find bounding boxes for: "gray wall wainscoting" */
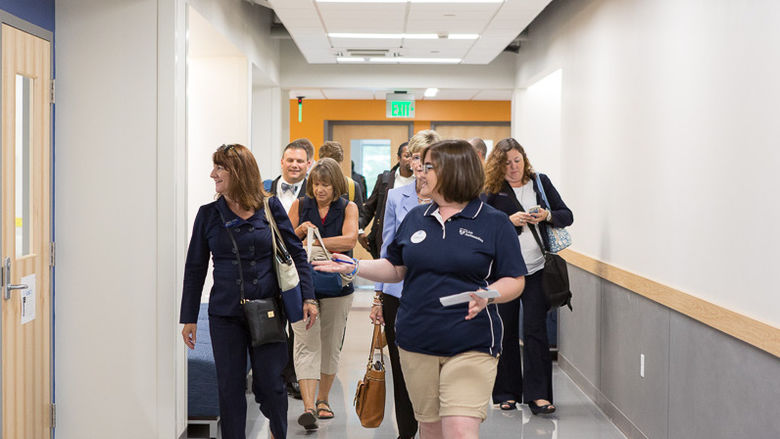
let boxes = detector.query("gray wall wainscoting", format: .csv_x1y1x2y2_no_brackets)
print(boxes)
559,265,780,439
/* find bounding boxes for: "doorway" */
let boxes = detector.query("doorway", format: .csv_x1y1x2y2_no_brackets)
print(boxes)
0,23,53,438
328,122,412,260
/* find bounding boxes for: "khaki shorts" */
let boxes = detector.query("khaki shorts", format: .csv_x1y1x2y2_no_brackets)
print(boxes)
398,348,498,422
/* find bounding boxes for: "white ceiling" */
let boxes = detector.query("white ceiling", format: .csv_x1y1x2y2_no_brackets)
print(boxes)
265,0,551,65
287,87,513,100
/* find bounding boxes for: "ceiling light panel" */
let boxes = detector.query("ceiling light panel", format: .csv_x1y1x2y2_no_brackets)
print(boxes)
369,57,461,63
317,3,405,33
406,3,502,34
426,88,480,100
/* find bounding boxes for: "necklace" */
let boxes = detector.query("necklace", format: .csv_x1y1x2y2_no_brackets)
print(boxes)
417,195,431,204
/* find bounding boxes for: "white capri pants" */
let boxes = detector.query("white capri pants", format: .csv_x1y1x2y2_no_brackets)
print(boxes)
291,293,354,380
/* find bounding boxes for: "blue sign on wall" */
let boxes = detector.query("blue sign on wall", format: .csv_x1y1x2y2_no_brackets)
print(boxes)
0,0,55,32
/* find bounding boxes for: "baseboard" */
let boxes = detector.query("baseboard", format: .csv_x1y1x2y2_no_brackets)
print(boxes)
558,353,648,439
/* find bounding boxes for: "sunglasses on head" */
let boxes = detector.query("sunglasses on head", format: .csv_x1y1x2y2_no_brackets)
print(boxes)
218,144,237,153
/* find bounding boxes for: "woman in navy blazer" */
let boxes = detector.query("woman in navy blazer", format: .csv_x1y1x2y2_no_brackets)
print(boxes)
482,138,573,415
180,144,317,439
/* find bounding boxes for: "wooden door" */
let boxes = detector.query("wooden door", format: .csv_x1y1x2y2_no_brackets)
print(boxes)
331,124,410,177
433,123,511,157
331,124,410,260
1,24,53,438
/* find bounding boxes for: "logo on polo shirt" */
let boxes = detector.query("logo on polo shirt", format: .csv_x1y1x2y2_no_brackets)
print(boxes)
459,228,484,243
411,230,427,244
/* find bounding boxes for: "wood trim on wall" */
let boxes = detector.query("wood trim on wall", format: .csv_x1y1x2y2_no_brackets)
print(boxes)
560,249,780,358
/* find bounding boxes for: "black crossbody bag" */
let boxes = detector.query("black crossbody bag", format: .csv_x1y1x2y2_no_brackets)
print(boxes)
219,209,287,346
527,220,573,311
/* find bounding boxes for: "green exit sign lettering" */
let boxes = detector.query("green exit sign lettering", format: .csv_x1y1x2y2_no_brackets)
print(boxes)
386,93,416,118
390,101,414,118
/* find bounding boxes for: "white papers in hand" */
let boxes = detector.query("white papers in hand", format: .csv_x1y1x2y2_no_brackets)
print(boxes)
439,289,500,307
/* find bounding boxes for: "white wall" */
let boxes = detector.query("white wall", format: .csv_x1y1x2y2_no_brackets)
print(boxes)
55,0,187,437
512,0,780,327
252,84,285,179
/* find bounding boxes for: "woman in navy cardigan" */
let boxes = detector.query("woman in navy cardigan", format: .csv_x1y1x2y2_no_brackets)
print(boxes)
482,138,573,415
180,144,317,439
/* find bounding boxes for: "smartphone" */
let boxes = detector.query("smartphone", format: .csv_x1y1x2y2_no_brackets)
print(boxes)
528,205,541,214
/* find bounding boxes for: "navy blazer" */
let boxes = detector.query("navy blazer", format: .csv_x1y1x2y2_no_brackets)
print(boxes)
481,174,573,250
180,196,314,323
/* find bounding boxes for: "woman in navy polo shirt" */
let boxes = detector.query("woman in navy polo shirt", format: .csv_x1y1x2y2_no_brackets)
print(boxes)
180,144,317,439
483,137,574,415
315,140,526,439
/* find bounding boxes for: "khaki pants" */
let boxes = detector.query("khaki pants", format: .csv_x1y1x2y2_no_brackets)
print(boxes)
291,293,354,379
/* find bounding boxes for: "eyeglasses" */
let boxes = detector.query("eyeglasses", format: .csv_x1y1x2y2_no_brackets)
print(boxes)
422,163,435,173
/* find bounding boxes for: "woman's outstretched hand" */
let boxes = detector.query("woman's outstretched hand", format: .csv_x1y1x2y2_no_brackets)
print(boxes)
311,252,354,274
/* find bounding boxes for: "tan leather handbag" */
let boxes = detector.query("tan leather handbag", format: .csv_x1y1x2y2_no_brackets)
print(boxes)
354,323,386,428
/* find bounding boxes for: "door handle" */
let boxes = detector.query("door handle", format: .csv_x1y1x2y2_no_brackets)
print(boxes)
3,257,29,300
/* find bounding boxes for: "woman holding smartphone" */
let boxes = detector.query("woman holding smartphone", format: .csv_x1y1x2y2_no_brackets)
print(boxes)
482,138,573,415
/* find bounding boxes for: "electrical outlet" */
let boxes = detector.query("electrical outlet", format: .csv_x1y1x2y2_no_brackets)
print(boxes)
640,354,645,378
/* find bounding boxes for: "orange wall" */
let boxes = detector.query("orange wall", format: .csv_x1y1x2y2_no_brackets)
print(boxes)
289,99,511,151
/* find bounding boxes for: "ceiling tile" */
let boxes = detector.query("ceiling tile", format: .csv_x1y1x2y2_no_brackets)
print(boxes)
321,89,377,100
471,89,513,100
289,89,325,99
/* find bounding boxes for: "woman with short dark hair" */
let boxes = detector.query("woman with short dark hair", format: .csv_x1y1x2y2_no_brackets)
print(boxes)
180,144,317,439
314,140,527,439
483,137,573,415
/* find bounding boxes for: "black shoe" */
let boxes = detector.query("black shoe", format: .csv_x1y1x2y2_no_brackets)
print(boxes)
286,381,302,399
297,409,318,430
528,400,556,415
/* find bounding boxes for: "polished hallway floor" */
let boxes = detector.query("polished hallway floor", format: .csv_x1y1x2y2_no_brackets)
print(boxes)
189,289,626,438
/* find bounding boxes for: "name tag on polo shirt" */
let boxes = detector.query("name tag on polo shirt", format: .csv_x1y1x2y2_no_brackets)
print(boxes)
439,289,500,307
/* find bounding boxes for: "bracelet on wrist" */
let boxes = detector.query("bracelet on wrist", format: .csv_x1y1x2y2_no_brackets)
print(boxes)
347,258,360,277
304,299,318,306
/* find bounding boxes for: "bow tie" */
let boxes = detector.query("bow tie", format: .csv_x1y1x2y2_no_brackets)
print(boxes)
281,182,298,194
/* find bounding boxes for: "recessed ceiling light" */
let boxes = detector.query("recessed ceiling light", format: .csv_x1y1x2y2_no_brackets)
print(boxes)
369,57,461,64
337,57,367,62
317,1,502,3
329,33,439,39
424,88,439,97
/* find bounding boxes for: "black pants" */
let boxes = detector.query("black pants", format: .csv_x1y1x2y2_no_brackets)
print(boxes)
382,294,418,439
492,270,553,404
209,314,288,439
282,321,296,384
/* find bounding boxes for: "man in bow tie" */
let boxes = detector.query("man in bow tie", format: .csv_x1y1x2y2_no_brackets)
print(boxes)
264,139,313,213
262,138,313,401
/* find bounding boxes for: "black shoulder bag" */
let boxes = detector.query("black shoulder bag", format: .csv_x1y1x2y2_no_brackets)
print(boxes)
527,219,573,311
218,209,287,346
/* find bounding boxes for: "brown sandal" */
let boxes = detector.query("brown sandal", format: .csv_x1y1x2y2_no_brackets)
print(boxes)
316,400,334,419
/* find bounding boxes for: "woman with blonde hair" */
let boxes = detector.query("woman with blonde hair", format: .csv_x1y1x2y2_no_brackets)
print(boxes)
483,138,573,415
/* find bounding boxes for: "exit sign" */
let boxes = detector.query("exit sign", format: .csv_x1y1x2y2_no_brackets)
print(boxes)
386,93,415,118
